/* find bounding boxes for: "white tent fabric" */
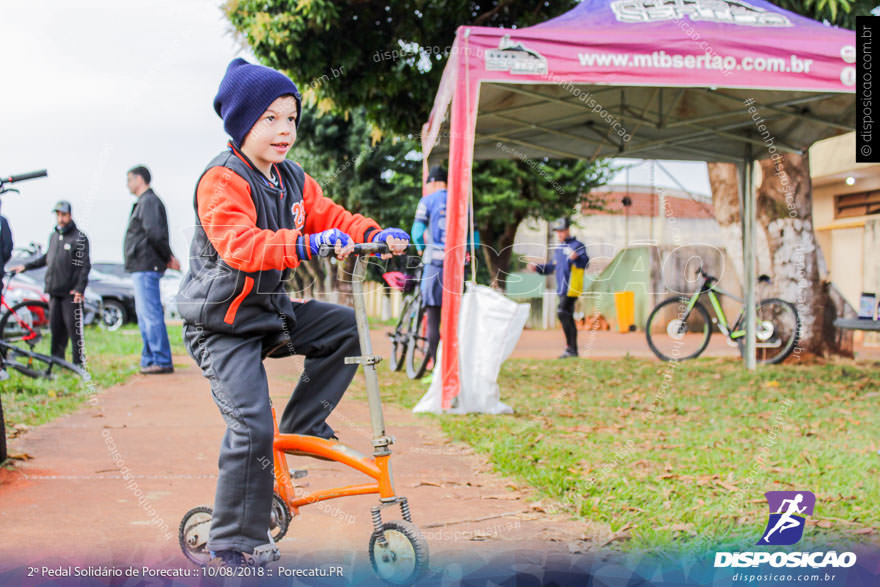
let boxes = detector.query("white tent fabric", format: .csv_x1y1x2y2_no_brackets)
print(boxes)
413,284,529,415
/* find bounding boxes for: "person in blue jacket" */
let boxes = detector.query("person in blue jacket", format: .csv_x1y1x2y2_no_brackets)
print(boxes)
528,217,589,359
411,165,479,370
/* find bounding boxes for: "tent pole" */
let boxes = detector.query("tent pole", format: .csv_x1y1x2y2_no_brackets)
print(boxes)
742,147,756,370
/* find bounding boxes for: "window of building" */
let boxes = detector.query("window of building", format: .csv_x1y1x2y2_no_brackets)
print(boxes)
834,190,880,219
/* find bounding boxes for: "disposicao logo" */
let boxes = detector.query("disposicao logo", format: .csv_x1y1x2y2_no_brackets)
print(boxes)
758,490,815,546
714,491,857,569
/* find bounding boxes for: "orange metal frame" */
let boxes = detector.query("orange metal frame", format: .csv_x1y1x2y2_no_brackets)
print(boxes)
270,408,395,517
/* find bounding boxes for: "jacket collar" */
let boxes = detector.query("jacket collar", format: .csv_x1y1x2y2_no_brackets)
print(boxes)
227,141,286,193
55,220,76,235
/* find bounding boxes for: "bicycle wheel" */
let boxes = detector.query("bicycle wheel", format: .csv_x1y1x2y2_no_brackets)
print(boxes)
736,298,800,365
387,295,414,372
405,301,431,379
645,297,712,361
0,300,50,351
0,342,87,379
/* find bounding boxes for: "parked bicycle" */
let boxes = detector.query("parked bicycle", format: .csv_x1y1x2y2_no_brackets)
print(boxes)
383,262,432,379
0,170,87,463
645,268,800,364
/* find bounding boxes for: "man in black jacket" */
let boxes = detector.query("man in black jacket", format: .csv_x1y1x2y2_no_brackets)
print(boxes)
11,201,90,366
125,165,179,374
0,209,13,276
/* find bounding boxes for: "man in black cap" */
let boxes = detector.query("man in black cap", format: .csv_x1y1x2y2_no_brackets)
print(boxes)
11,200,91,366
528,217,589,358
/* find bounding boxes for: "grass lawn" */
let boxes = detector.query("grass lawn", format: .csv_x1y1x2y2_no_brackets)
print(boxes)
1,323,185,438
352,356,880,555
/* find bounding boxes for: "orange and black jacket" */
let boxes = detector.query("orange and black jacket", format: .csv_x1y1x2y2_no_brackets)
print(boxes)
177,143,380,334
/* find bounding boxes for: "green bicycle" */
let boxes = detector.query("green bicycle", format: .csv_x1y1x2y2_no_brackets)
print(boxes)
645,268,800,364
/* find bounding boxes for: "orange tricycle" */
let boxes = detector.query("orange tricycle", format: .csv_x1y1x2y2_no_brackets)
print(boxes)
179,242,429,584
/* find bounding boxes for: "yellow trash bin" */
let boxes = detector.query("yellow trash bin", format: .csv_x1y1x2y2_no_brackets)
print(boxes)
614,291,636,333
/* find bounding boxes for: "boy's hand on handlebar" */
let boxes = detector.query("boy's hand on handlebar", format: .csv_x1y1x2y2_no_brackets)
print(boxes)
371,227,409,259
309,229,353,260
333,239,355,260
9,265,24,275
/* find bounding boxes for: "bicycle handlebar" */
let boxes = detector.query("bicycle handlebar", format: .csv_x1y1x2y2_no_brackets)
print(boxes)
4,169,48,184
318,242,389,257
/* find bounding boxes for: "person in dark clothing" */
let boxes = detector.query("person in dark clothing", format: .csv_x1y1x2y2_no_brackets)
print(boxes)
528,217,589,359
0,212,13,275
125,165,179,374
10,201,90,366
411,165,479,371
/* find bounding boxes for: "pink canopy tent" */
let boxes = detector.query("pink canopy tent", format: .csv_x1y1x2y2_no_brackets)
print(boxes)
420,0,856,408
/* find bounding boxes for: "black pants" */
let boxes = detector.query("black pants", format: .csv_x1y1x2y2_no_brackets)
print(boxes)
182,300,360,553
49,295,85,366
557,296,578,354
424,305,441,365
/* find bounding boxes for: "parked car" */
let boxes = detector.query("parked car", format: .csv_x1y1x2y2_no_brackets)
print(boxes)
6,246,102,327
160,269,182,318
91,261,127,279
88,269,137,331
94,262,181,319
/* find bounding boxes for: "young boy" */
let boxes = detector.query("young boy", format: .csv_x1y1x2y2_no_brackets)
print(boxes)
177,58,408,566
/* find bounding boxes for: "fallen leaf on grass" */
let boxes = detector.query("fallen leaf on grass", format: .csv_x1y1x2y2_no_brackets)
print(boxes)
849,528,875,535
816,520,833,529
715,480,740,492
599,523,633,547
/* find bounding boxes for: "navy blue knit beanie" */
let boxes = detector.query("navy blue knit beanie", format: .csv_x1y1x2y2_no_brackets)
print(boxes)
213,58,302,147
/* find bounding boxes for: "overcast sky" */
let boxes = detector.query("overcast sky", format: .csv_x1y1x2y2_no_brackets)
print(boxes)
0,1,710,268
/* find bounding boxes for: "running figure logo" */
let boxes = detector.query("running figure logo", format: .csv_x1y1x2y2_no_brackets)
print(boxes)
758,491,815,546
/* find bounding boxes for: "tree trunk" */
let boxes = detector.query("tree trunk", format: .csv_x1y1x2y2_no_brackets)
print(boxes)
707,155,853,359
480,215,523,291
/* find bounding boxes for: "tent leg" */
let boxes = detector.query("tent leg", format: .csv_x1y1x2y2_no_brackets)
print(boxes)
742,152,756,370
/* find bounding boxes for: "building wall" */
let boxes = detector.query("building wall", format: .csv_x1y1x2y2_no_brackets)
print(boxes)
513,188,724,275
810,132,880,308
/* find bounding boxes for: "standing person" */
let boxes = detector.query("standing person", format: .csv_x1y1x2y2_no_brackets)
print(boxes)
177,58,408,567
10,201,90,366
124,165,180,374
411,165,479,370
528,217,589,359
0,205,13,276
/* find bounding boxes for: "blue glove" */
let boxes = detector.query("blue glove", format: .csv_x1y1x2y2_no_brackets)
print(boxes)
299,229,352,258
371,227,410,243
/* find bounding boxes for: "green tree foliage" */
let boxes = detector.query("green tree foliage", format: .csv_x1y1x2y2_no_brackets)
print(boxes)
227,0,605,288
223,0,578,136
472,157,614,288
294,104,422,231
771,0,875,29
